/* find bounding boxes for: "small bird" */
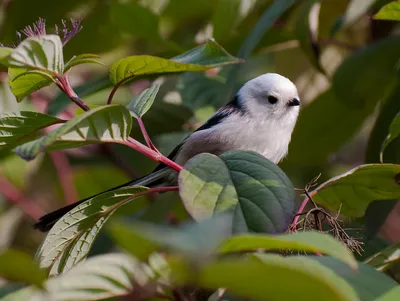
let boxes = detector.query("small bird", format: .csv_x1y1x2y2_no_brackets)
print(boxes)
34,73,301,232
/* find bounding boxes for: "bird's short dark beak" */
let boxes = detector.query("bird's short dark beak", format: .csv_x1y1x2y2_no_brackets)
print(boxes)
288,98,300,107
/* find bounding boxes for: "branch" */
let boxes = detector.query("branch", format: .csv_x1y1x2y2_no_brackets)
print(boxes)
108,79,127,105
0,176,44,220
49,151,78,205
56,74,90,111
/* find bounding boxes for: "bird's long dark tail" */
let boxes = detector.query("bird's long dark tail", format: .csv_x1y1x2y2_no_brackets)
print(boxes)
33,168,170,232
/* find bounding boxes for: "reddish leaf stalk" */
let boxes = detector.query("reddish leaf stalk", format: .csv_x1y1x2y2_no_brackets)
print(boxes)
292,197,309,226
137,117,159,152
56,74,90,111
0,176,44,219
49,152,78,205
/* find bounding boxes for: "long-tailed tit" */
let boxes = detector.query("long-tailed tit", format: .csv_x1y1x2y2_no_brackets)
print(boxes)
34,73,301,232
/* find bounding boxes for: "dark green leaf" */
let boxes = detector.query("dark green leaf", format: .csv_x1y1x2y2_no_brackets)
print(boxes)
8,67,53,102
365,242,400,271
311,164,400,217
64,54,105,72
373,286,400,301
313,256,398,301
374,0,400,21
295,0,323,72
218,231,357,269
36,186,148,275
212,0,243,42
126,84,160,118
333,37,400,107
0,250,46,287
179,150,296,233
171,254,359,301
14,105,132,161
380,113,400,162
0,284,25,299
110,1,161,41
8,35,63,73
109,39,242,85
0,111,63,151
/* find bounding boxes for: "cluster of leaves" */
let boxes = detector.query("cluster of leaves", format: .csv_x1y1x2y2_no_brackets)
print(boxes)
0,0,400,301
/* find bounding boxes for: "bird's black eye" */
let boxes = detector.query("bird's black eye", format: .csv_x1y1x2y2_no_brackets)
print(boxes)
268,95,278,104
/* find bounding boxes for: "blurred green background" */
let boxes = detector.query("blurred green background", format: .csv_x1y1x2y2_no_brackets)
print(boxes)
0,0,399,262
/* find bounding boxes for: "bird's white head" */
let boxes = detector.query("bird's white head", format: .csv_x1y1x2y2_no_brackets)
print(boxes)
237,73,300,125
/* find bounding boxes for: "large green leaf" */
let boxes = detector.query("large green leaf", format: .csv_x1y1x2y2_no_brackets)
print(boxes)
178,151,296,233
0,250,46,287
0,47,13,65
36,186,148,275
171,254,359,301
0,111,63,151
374,0,400,21
311,164,400,217
126,84,160,118
365,242,400,271
14,105,132,161
5,253,157,301
294,0,323,72
218,231,357,269
333,37,400,107
109,39,242,85
313,256,398,301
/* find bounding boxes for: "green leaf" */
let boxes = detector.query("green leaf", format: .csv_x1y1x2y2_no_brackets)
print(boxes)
374,286,400,301
8,253,157,301
343,0,378,25
365,242,400,271
109,39,242,85
313,256,398,301
380,113,400,162
110,1,161,41
8,67,54,102
333,37,400,107
0,250,46,287
218,231,357,269
178,150,296,233
0,47,13,65
36,186,148,275
172,254,359,301
311,164,400,217
64,54,105,72
14,105,132,161
8,35,64,73
294,0,323,72
374,0,400,21
126,84,160,118
108,214,233,259
0,111,63,151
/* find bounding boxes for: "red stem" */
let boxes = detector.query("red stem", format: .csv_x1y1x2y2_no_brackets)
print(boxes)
292,197,309,226
107,80,125,105
49,152,78,205
0,176,43,220
137,117,158,152
56,74,90,111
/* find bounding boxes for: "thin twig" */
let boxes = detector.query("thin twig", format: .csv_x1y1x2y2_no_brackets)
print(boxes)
107,79,126,105
137,117,159,152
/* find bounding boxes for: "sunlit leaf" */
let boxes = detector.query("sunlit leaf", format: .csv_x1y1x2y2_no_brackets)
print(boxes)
311,164,400,217
0,47,13,65
64,54,105,72
109,39,242,85
14,105,132,161
374,0,400,21
0,250,46,287
365,242,400,271
126,84,160,118
295,0,323,72
218,231,357,269
8,35,64,73
373,286,400,301
0,111,63,151
9,253,157,301
179,151,296,233
36,186,148,275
